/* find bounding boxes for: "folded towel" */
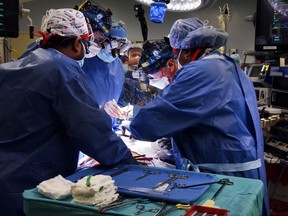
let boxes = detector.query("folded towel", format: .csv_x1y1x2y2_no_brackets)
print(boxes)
71,175,115,195
37,175,74,200
71,174,119,206
73,191,119,206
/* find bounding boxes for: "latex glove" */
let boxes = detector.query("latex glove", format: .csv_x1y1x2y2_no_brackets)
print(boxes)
157,137,172,150
121,104,134,120
120,120,131,136
101,100,123,118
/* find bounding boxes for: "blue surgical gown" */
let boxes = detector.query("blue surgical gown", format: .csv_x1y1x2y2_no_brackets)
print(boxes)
0,48,134,216
82,55,125,106
130,51,269,216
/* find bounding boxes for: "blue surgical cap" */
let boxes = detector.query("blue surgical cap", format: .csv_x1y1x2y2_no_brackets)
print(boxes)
169,17,229,49
139,39,172,74
110,20,127,39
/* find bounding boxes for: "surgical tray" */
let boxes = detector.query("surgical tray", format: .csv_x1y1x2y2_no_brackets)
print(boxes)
67,164,217,204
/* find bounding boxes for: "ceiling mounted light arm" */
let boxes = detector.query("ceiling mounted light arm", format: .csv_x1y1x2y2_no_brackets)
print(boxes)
134,4,148,41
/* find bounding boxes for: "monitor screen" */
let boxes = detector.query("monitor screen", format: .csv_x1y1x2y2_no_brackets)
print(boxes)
0,0,19,38
249,65,263,77
255,0,288,52
272,76,288,91
248,64,270,82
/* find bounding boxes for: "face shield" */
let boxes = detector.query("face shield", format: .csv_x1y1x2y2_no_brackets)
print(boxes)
119,39,131,55
139,58,169,89
101,39,118,58
145,68,168,90
144,64,169,89
148,76,169,90
85,42,101,58
103,38,130,57
94,31,109,45
101,20,129,58
147,69,163,79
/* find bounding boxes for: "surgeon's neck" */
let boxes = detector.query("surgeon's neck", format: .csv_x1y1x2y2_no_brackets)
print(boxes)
190,48,205,62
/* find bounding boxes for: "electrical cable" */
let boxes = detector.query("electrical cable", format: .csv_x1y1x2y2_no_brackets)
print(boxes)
257,96,271,106
10,48,19,60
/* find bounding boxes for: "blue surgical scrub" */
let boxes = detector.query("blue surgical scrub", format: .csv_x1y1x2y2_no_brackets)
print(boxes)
0,48,134,216
82,55,125,106
130,51,269,216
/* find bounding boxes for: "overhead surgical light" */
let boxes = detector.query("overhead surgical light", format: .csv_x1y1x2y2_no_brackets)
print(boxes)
149,1,169,23
135,0,217,12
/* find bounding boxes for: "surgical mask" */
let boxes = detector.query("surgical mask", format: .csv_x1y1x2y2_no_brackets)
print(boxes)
123,64,129,72
177,49,183,69
97,49,116,63
76,58,85,67
76,42,86,67
149,76,169,90
85,42,101,58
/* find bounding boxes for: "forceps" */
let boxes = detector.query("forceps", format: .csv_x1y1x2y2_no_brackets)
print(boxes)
132,204,159,215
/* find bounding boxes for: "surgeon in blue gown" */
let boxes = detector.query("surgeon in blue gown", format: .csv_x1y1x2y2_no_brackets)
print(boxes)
83,52,124,106
20,1,112,60
22,3,127,117
82,20,130,118
0,9,135,216
128,17,270,216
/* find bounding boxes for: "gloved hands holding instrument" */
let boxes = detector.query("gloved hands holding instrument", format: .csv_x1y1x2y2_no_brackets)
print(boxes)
121,103,133,120
102,100,134,120
101,99,123,119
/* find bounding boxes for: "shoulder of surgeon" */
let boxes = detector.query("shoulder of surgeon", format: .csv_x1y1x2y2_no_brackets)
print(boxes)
19,41,40,59
21,46,83,77
176,51,225,79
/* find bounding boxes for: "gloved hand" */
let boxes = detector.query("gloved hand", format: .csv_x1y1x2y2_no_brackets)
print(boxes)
120,120,131,136
157,137,172,150
101,100,123,119
121,104,134,120
154,138,175,166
